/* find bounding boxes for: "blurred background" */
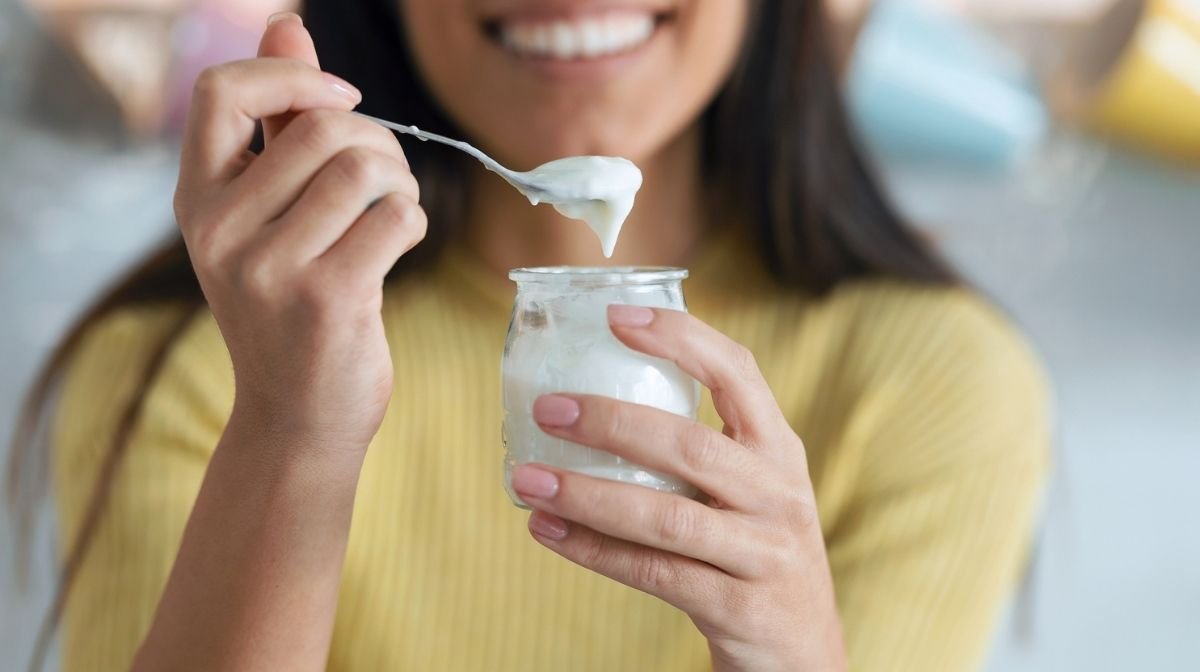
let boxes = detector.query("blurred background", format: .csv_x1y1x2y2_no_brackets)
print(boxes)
1,0,1197,669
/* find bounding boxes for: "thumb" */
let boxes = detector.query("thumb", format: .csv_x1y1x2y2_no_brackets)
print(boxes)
258,12,327,143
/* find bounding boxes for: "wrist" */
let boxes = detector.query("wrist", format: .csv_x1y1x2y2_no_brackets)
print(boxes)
223,401,372,475
711,648,844,672
708,625,846,672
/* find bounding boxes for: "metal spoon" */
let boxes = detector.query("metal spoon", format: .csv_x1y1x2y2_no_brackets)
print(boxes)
355,111,559,202
354,111,643,258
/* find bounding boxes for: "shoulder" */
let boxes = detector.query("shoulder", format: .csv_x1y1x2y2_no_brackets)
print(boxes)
817,278,1052,485
65,301,229,397
55,302,231,471
831,278,1045,384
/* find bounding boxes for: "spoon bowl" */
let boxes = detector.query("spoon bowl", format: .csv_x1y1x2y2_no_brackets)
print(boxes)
354,111,642,258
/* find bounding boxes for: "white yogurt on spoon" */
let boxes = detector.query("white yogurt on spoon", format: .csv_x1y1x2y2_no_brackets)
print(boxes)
512,155,642,258
354,113,642,258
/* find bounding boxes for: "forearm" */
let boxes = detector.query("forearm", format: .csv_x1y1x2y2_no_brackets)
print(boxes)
133,409,365,671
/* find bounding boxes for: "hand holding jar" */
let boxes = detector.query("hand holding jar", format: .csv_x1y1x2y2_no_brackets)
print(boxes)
507,302,847,672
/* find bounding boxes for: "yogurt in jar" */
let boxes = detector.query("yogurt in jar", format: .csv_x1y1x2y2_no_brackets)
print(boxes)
502,267,700,506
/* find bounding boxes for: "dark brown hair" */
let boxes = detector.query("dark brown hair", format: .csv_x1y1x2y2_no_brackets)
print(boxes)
9,0,954,668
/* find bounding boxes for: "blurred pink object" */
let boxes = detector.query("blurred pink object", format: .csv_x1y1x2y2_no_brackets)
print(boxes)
22,0,293,135
164,0,295,134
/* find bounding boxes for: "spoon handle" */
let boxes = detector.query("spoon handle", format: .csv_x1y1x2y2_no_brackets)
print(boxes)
353,112,510,177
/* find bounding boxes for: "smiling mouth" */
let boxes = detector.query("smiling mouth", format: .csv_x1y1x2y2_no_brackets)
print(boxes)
482,9,675,61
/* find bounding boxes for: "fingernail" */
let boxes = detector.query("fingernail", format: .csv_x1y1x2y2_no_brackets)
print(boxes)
533,395,580,427
608,304,654,328
268,11,302,26
529,511,569,540
512,464,560,500
322,72,362,101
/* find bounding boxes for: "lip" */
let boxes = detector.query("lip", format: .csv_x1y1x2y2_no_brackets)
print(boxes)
479,1,675,22
480,4,676,81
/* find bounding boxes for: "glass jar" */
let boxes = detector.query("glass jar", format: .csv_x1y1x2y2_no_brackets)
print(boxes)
502,267,700,508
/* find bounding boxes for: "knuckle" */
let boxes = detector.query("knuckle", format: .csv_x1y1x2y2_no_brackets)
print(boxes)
606,400,635,441
785,432,808,460
752,529,796,576
400,169,420,202
679,423,721,474
192,65,231,106
329,147,380,186
364,119,402,148
370,196,427,254
655,500,699,546
367,193,405,222
387,196,428,238
351,118,412,169
789,490,820,529
580,533,612,571
730,342,759,379
766,471,818,528
235,247,280,300
172,187,191,224
293,108,343,153
295,274,337,316
633,553,676,591
186,226,223,268
181,205,238,268
174,202,203,245
371,193,407,222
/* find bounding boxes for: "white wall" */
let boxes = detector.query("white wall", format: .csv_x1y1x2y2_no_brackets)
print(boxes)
0,4,177,667
881,142,1200,671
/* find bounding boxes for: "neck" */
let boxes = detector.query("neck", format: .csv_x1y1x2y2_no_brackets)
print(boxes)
462,125,708,275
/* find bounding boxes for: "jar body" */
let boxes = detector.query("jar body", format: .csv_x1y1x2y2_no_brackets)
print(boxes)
502,267,700,508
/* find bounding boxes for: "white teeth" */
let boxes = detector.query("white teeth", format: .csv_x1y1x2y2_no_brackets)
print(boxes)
499,13,656,59
581,21,604,57
532,26,551,53
551,22,578,58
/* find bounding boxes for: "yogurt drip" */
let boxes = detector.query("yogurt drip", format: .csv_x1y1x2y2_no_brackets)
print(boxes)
399,123,642,258
514,156,643,258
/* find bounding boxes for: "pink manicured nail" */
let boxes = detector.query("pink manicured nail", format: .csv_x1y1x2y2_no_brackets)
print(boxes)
529,511,569,541
608,304,654,327
322,72,362,101
533,395,580,427
268,11,302,25
512,464,560,500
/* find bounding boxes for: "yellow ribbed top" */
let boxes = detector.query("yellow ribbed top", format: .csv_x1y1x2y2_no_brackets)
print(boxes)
52,236,1050,671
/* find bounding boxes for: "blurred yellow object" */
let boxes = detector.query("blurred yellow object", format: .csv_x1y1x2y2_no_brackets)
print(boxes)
1086,0,1200,161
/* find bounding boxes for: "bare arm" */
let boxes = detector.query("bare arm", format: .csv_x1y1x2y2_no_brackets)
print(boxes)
133,416,363,670
133,15,426,670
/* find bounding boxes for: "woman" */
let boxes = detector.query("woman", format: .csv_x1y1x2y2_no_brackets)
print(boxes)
13,1,1049,670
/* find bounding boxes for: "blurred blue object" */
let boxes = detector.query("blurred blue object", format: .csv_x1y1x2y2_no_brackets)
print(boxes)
847,0,1050,168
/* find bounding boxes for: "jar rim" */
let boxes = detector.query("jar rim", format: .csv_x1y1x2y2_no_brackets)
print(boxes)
509,266,688,285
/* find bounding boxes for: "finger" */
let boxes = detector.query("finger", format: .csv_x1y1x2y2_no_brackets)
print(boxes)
257,12,321,143
224,109,409,229
531,394,763,510
318,192,427,284
514,464,759,576
607,306,786,446
527,510,725,617
180,57,361,193
270,147,418,261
